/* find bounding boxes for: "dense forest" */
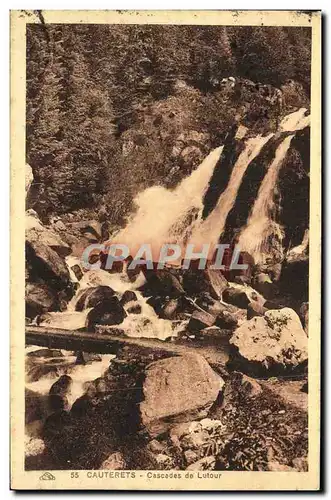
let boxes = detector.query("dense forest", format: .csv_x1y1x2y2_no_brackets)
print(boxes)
26,23,311,224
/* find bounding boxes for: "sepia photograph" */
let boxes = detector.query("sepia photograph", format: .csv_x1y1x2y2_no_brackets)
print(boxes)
11,10,321,490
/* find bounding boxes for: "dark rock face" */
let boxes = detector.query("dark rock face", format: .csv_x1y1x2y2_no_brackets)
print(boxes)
126,303,142,315
86,297,127,330
26,240,71,290
277,127,310,249
25,283,59,319
71,264,83,281
252,273,276,300
49,375,73,411
141,269,185,297
280,255,309,301
75,286,115,311
140,354,224,437
182,268,228,299
120,290,138,306
75,351,102,365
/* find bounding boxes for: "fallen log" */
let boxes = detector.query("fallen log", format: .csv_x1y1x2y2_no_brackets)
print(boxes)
25,325,229,377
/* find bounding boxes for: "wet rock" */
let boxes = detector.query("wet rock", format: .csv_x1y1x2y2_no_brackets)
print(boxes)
86,297,127,330
75,286,115,311
140,354,224,437
26,363,60,383
71,264,83,282
229,308,308,375
161,298,181,319
26,283,59,319
215,310,238,330
75,351,102,365
49,375,73,411
146,296,164,316
247,301,267,320
99,452,126,470
182,268,228,299
188,310,216,332
126,303,142,315
120,290,138,305
142,268,185,297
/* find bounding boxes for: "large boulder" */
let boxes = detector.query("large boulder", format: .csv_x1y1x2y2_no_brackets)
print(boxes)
25,283,60,319
140,354,224,437
229,308,308,375
26,226,71,258
75,286,115,311
26,239,71,290
141,268,185,297
120,290,138,306
182,268,228,299
86,297,127,330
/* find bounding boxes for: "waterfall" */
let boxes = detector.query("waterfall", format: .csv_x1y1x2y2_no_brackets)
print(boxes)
112,146,224,262
188,133,274,256
238,109,310,264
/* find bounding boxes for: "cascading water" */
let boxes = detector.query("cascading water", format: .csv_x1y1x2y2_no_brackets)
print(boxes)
188,133,274,255
238,109,310,263
112,146,224,261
